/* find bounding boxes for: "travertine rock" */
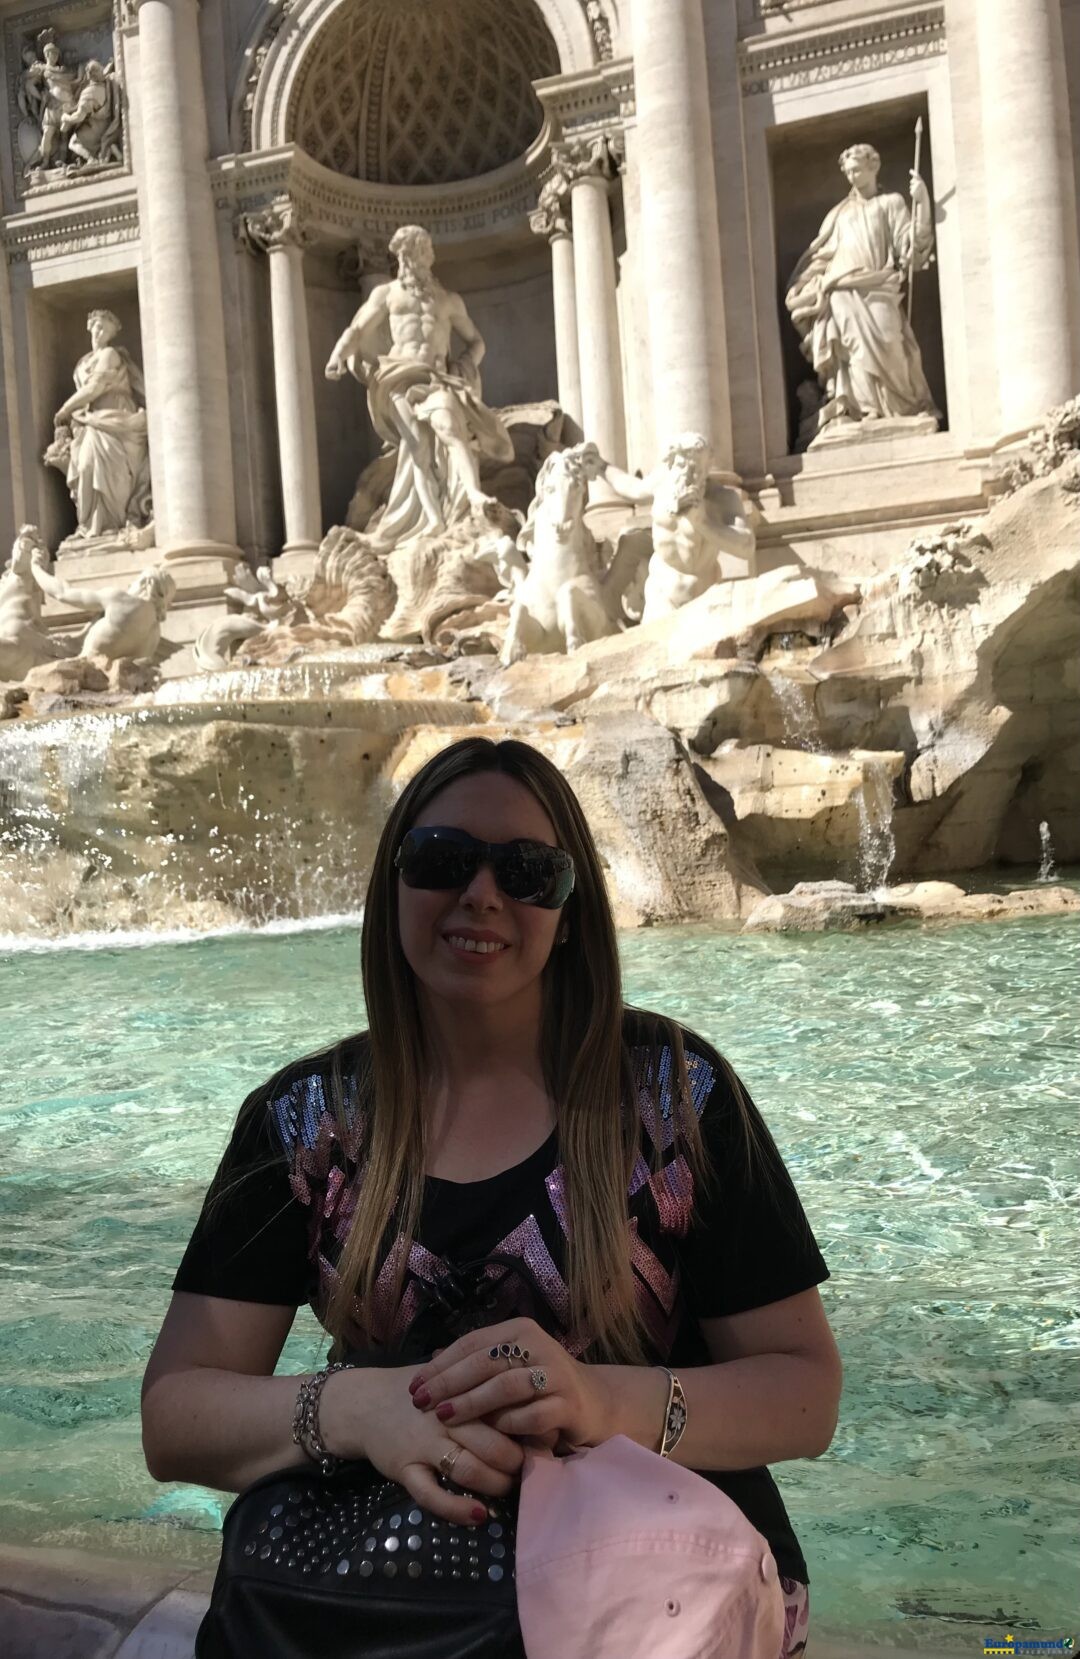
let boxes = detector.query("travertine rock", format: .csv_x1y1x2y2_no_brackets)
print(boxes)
806,471,1080,872
22,653,160,699
743,882,895,932
744,878,1080,932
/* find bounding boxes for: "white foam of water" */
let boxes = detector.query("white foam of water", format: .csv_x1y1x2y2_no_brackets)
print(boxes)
856,759,897,893
1037,819,1058,883
0,908,364,956
766,672,824,752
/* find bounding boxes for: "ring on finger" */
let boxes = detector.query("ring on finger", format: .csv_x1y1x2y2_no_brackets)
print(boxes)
438,1445,462,1477
488,1341,531,1371
529,1367,548,1393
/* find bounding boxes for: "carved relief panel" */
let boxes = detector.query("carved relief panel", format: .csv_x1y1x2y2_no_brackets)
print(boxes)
5,0,127,201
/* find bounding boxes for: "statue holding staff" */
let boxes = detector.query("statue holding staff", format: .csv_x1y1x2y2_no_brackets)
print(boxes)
785,139,939,441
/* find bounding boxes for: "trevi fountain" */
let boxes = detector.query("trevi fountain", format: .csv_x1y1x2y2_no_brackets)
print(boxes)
0,2,1078,1655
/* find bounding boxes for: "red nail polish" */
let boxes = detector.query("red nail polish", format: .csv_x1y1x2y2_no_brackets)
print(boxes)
412,1388,430,1408
408,1375,425,1395
435,1401,455,1421
471,1505,487,1523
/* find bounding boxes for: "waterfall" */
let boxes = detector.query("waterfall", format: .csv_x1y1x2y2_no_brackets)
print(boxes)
767,673,824,752
0,703,373,940
1037,820,1058,883
855,759,897,894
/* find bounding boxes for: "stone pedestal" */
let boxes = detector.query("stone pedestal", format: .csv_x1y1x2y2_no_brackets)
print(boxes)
134,0,240,561
808,413,941,452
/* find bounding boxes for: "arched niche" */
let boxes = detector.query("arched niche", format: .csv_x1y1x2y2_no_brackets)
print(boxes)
237,0,595,160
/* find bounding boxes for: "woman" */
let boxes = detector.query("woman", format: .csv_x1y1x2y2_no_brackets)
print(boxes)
143,736,841,1657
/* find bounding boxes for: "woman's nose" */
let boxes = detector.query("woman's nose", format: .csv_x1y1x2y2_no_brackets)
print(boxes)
459,860,502,908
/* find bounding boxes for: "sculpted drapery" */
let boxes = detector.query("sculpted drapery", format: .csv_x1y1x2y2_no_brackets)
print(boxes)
46,309,152,539
786,144,939,434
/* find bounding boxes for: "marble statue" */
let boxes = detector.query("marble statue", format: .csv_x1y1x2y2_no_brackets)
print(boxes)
585,2,614,60
44,309,151,543
19,32,122,177
196,528,395,668
609,434,756,623
0,526,64,682
325,224,514,548
193,564,301,670
785,143,939,442
19,33,76,172
60,60,123,167
31,561,175,662
500,442,646,663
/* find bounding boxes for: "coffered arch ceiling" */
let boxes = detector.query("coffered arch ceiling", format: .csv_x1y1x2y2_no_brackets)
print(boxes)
290,0,561,186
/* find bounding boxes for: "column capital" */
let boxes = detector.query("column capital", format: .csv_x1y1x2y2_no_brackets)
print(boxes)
561,131,624,187
529,151,574,240
123,0,199,21
236,195,313,256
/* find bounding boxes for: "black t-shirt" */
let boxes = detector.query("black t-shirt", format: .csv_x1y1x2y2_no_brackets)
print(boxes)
174,1009,831,1584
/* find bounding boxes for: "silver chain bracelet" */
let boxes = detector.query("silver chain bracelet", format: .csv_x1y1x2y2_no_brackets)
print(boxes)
292,1361,356,1475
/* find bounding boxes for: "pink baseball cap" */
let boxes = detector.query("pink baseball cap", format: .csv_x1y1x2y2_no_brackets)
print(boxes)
516,1435,785,1659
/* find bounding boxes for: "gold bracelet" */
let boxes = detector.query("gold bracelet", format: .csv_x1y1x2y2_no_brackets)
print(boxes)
656,1366,687,1459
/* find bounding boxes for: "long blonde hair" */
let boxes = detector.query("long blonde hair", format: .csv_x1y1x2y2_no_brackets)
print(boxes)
326,736,712,1363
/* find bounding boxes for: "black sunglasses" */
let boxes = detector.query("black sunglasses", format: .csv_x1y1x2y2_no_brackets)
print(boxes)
394,826,576,910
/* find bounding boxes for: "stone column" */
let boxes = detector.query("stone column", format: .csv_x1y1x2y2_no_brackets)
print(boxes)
566,134,627,468
631,0,733,471
240,199,322,562
134,0,239,560
529,160,583,429
974,0,1080,429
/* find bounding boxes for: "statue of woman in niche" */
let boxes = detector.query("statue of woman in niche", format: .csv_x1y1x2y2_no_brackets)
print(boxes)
45,308,152,540
785,142,940,442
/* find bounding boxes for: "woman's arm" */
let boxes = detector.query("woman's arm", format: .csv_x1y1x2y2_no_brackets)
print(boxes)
142,1290,528,1523
141,1291,311,1491
411,1288,842,1470
602,1286,843,1468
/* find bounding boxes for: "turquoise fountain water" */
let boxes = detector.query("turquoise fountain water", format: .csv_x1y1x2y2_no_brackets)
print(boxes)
1,911,1077,1651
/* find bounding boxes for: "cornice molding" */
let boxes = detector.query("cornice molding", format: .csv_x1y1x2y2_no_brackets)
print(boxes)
533,57,634,146
212,140,550,250
1,191,139,265
739,4,945,95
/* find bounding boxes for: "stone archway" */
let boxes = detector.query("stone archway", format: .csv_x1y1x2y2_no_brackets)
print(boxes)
243,0,596,159
289,0,560,187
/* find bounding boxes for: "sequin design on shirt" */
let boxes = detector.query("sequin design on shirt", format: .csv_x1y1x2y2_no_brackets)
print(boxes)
265,1035,716,1360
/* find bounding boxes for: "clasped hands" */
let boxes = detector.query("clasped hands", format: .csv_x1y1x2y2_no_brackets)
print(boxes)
410,1317,611,1451
321,1318,614,1529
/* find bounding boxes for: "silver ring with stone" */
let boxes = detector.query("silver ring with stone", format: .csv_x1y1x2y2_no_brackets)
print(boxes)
491,1341,531,1371
529,1367,548,1393
438,1445,461,1477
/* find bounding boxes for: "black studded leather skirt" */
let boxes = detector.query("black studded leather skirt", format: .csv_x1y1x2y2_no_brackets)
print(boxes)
196,1458,524,1659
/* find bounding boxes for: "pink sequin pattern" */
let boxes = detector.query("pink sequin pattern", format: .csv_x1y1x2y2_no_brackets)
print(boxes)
268,1034,718,1357
778,1576,810,1657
